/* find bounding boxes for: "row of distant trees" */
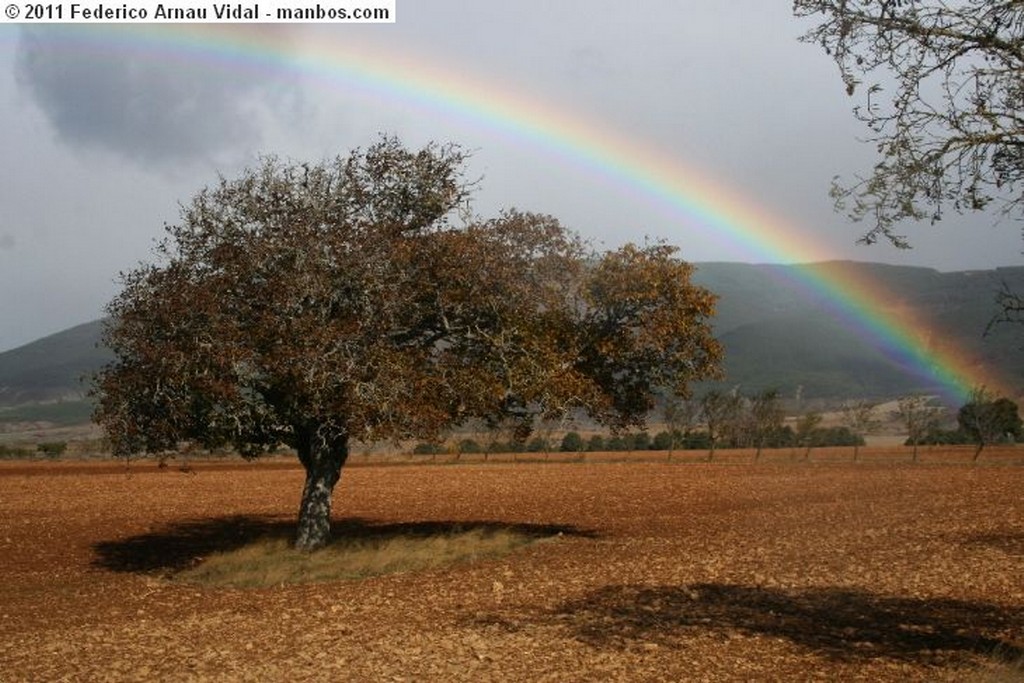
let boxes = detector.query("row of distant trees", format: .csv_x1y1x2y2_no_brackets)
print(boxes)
687,387,1021,463
662,389,866,461
414,421,863,461
415,387,1022,463
414,388,864,462
898,388,1022,461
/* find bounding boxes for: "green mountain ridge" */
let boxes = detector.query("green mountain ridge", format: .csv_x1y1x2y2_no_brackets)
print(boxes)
690,261,1024,400
1,262,1022,425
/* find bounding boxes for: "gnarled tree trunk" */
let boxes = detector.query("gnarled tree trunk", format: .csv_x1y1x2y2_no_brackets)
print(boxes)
294,428,349,552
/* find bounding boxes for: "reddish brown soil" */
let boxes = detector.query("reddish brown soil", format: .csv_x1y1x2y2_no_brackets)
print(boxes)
1,450,1022,681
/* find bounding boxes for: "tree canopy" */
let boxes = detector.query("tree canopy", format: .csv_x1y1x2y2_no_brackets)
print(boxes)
699,389,742,460
794,0,1024,246
94,138,722,550
744,389,785,460
957,387,1022,459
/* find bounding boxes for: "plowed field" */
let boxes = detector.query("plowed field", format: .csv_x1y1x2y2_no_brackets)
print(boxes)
1,451,1022,681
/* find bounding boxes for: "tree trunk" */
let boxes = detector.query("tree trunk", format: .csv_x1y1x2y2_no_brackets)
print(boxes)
972,441,984,463
294,428,349,552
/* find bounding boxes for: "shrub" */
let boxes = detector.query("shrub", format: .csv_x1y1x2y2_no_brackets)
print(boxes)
0,444,33,459
560,432,584,452
605,433,649,451
606,435,629,451
526,437,549,453
763,425,796,448
806,426,864,447
457,439,482,454
682,431,711,450
652,430,681,450
412,442,445,455
586,434,605,451
916,428,971,445
37,442,67,458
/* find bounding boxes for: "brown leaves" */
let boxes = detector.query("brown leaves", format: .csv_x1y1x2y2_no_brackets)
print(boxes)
578,243,723,425
95,139,723,461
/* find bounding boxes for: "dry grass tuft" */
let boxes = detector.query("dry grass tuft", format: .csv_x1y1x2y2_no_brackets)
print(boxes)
175,526,545,588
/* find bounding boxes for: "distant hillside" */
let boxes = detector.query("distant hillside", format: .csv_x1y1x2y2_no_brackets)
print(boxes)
0,320,111,406
691,262,1024,399
1,262,1022,426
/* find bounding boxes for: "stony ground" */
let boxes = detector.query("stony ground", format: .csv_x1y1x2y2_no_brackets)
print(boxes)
1,450,1022,681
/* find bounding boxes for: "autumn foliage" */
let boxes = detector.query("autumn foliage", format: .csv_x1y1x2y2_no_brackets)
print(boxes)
94,138,722,549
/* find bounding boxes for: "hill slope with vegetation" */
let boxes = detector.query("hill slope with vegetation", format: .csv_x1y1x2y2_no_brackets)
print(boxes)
1,262,1022,426
0,321,111,405
690,261,1024,399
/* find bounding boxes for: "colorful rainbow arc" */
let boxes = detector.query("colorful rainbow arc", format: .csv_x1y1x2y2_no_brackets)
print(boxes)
12,24,1011,403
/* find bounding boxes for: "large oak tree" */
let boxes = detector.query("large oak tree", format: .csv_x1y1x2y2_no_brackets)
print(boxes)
94,138,722,550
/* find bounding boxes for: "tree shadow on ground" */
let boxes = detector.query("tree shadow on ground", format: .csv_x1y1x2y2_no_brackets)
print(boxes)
964,531,1024,557
550,583,1023,666
93,516,594,574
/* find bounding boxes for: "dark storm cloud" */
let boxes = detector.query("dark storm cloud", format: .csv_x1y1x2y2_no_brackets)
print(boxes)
14,28,292,166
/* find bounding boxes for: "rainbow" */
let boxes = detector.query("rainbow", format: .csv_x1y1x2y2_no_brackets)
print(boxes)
6,25,1013,403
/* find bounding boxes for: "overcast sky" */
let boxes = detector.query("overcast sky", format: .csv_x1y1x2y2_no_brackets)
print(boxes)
1,2,1022,352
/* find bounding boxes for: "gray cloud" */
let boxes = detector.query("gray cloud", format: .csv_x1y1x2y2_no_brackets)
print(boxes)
566,46,622,82
14,27,295,166
2,7,1022,353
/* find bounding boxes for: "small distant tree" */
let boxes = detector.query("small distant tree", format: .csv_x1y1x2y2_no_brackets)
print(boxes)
560,431,584,453
683,431,712,450
606,434,629,451
456,438,481,457
94,138,722,551
794,410,823,461
37,442,67,459
652,430,680,452
482,434,513,460
957,387,1023,461
631,432,651,452
917,426,971,446
413,442,446,458
700,390,742,462
814,426,865,448
526,437,549,453
746,389,785,461
895,394,943,462
840,399,879,462
662,394,699,458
